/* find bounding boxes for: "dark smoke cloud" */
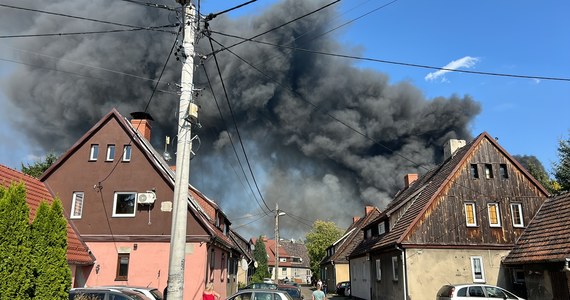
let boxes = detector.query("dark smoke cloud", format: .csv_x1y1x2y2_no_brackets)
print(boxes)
0,0,480,238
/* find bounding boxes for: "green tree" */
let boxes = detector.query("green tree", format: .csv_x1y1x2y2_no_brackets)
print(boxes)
21,152,58,178
251,236,271,282
553,134,570,192
31,199,71,299
0,183,33,299
305,220,343,278
514,155,557,193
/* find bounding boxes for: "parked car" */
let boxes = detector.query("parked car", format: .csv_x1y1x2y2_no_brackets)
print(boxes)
69,288,151,300
436,284,525,300
227,289,293,300
240,282,278,290
99,286,163,300
278,284,303,300
335,281,350,295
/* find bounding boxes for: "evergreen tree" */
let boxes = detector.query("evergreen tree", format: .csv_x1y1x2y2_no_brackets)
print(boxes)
21,152,58,178
251,236,271,282
305,220,343,278
554,135,570,192
0,183,33,299
31,199,71,299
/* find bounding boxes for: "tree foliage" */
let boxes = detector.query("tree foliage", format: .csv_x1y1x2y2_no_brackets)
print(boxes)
251,236,271,282
514,155,557,193
553,134,570,192
305,220,343,278
31,199,71,299
21,153,58,178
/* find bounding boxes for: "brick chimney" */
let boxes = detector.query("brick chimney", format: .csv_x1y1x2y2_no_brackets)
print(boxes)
130,112,154,141
404,174,418,188
353,216,361,223
443,139,466,160
365,206,374,215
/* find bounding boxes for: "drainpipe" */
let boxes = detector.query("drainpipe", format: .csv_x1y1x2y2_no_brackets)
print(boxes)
396,245,408,300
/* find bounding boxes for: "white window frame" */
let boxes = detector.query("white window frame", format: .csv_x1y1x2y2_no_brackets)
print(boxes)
112,192,137,217
510,203,524,228
392,256,398,281
375,259,381,281
89,144,99,161
464,202,477,227
470,256,486,283
122,145,132,161
70,192,84,219
378,222,386,235
106,144,115,161
487,203,501,227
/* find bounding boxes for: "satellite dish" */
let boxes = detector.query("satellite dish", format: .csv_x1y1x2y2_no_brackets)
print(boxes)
240,259,248,271
254,261,258,268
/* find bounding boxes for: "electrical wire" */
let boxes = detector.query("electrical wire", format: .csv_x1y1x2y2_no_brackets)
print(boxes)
206,35,273,213
202,64,269,215
204,0,258,20
0,3,174,33
210,30,570,83
283,214,313,229
232,213,271,230
117,0,176,10
0,24,178,39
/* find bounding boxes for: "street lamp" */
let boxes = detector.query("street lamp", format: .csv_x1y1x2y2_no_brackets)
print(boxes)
275,204,286,282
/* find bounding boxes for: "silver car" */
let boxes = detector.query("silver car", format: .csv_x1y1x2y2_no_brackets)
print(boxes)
228,289,293,300
436,284,524,300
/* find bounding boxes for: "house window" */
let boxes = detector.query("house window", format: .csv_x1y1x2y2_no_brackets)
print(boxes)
106,144,115,161
70,192,84,219
122,145,132,161
376,259,381,281
392,256,399,281
510,203,524,228
89,144,99,161
112,192,137,217
280,258,287,263
366,228,372,239
378,222,386,235
464,202,477,227
116,253,130,281
470,164,479,178
487,203,501,227
499,164,508,178
470,256,485,283
484,164,493,179
281,267,287,275
512,269,525,284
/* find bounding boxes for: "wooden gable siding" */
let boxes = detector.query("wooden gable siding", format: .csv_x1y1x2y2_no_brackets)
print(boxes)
403,138,546,246
43,115,208,240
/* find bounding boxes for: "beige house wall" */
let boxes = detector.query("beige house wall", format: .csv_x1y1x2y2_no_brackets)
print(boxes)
405,248,510,299
335,263,350,283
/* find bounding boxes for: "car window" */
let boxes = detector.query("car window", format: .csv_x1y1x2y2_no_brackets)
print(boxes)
110,295,132,300
254,292,275,300
149,289,163,300
468,286,485,297
499,288,521,299
484,286,508,298
457,287,467,296
232,292,252,300
72,292,105,300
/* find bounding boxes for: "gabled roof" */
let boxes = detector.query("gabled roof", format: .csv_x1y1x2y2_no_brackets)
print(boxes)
503,192,570,264
280,240,311,269
40,108,237,252
321,207,380,265
351,132,549,257
0,164,94,265
229,230,253,261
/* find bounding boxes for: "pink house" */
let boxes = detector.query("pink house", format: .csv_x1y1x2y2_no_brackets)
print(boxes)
40,109,246,299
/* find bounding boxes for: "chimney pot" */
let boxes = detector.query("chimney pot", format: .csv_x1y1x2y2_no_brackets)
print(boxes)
130,112,153,141
444,139,466,160
365,206,374,215
353,216,361,223
404,174,418,188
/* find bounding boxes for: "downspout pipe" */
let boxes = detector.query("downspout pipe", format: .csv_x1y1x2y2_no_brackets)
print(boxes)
396,245,408,300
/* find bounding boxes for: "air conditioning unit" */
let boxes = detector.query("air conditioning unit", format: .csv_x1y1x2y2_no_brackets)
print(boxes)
137,191,156,204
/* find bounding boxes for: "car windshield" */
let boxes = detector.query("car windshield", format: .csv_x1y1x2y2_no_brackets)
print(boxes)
149,289,163,300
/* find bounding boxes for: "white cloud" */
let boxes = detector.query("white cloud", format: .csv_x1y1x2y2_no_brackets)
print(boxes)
425,56,479,82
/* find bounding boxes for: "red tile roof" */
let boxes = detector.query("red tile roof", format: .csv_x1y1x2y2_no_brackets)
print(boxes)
504,192,570,264
0,164,94,265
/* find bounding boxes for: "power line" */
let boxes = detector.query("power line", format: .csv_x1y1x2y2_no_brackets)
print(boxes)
232,213,270,230
204,0,258,20
206,35,273,213
0,3,174,33
0,24,178,39
117,0,176,10
210,30,570,83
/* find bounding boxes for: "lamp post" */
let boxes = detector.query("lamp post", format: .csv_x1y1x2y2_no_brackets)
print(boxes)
274,203,285,283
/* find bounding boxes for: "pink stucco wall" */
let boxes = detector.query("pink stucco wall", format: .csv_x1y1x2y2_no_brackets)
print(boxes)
82,241,218,299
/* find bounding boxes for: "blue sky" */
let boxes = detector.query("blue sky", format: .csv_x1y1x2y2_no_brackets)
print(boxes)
1,0,569,171
200,0,570,173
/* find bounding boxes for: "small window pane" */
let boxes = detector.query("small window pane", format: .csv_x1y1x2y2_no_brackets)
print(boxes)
71,192,84,219
113,192,136,217
511,203,524,227
488,203,501,227
90,144,99,161
376,259,381,281
378,222,386,235
485,164,493,179
470,164,479,178
392,256,398,281
116,253,130,281
470,256,485,283
106,145,115,161
499,164,508,178
465,203,477,227
123,145,132,161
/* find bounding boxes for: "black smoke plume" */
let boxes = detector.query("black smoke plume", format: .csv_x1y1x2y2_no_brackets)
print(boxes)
0,0,480,238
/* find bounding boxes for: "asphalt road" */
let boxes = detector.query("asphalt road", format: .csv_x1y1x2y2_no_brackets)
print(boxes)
300,285,350,300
